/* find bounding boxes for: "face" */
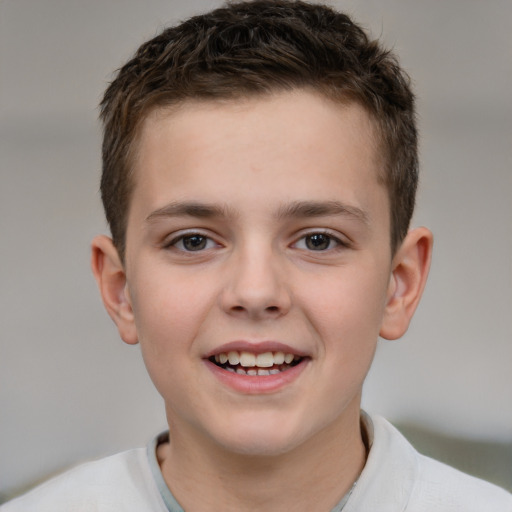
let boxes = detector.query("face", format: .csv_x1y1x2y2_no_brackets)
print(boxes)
120,91,396,456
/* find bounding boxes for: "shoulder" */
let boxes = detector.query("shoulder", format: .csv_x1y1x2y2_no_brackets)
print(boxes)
346,414,512,512
0,448,167,512
411,451,512,512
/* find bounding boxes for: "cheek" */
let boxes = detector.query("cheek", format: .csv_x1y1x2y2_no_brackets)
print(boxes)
131,266,207,332
127,267,218,386
299,266,389,349
128,272,208,406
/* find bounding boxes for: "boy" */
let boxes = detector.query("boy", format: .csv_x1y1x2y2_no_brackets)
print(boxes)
3,1,511,510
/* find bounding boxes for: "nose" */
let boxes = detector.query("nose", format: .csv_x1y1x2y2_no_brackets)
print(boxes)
219,242,291,320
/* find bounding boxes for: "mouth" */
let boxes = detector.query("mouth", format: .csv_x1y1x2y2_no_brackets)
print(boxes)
208,350,304,376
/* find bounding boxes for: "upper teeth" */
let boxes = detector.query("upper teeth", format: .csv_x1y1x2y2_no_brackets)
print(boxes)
215,351,296,367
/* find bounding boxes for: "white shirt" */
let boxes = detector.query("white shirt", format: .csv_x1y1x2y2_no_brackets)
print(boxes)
2,414,511,511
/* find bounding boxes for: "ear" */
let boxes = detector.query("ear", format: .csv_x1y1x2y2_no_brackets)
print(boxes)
379,227,433,340
91,235,138,345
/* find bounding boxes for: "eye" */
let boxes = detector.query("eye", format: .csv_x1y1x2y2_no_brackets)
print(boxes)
294,232,342,251
170,234,217,252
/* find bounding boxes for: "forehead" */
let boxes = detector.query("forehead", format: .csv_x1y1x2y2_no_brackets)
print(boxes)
138,88,379,145
135,91,380,173
129,90,387,225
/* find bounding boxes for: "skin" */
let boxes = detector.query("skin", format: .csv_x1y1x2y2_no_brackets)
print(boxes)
92,90,432,511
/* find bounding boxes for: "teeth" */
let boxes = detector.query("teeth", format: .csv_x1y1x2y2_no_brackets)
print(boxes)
214,350,300,369
255,352,274,367
239,351,256,367
228,351,239,365
273,351,285,365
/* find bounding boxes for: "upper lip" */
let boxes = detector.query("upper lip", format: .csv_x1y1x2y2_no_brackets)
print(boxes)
204,340,309,359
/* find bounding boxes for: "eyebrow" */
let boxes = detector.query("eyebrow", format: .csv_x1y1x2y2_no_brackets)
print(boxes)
277,200,369,224
145,199,369,224
145,201,233,222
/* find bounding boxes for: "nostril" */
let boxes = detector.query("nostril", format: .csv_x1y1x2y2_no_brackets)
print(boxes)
266,306,279,313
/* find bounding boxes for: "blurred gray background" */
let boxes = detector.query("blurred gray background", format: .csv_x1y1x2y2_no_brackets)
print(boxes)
1,0,511,502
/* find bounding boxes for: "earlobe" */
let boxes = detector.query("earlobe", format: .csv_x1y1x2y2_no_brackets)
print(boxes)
379,227,433,340
91,235,138,345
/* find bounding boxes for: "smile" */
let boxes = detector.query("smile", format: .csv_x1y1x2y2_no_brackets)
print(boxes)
209,350,302,376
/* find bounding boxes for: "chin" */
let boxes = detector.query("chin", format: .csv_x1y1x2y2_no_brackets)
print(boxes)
219,434,299,457
208,415,311,457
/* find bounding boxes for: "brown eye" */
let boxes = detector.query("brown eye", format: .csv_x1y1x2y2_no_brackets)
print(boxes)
181,235,208,251
305,233,333,250
168,233,217,252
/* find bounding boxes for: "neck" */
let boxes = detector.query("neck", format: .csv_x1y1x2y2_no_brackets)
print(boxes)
158,404,367,512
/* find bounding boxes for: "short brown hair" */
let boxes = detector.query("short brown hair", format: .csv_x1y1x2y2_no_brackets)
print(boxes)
100,0,418,259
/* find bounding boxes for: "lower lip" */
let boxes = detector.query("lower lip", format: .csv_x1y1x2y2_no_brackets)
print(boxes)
204,359,308,394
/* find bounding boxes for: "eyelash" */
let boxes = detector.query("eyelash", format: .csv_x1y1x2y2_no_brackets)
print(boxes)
293,231,348,252
165,230,348,253
165,232,219,252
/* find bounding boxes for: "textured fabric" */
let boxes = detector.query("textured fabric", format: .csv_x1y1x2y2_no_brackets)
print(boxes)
2,414,511,511
344,416,512,512
147,432,184,512
0,448,168,512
